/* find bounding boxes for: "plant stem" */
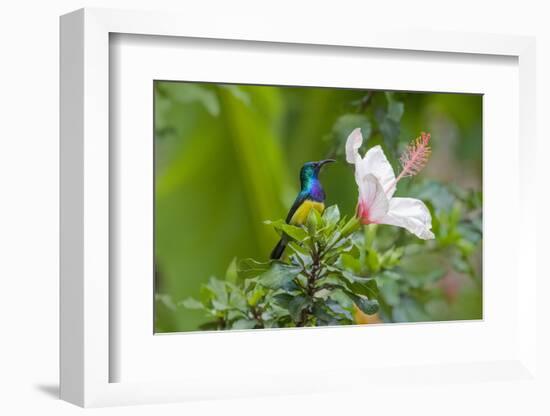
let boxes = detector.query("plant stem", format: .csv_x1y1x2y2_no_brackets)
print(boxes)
251,306,264,328
296,242,324,326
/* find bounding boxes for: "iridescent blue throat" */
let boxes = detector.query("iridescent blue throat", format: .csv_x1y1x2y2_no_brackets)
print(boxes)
300,168,325,202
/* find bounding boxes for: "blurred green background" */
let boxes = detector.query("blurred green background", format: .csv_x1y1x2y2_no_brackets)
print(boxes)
154,81,482,332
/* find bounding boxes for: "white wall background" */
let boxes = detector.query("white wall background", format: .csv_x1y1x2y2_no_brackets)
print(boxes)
0,1,547,415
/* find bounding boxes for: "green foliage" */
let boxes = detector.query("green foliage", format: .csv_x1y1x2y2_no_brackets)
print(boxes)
181,182,483,330
181,206,380,328
326,91,405,163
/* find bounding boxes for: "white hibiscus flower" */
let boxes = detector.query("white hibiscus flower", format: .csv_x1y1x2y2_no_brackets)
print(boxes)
345,128,435,240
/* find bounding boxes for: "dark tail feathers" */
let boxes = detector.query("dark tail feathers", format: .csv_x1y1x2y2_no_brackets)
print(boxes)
270,237,288,260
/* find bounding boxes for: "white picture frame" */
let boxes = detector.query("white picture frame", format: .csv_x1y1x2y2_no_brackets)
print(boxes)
60,7,538,408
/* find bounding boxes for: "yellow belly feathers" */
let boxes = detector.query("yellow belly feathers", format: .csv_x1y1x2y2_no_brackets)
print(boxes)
289,200,325,225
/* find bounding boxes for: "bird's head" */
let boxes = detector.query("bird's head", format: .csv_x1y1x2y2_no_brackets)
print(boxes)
300,159,336,185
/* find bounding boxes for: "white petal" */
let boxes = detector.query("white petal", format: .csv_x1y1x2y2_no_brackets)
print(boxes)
345,128,363,164
360,145,397,198
380,197,434,239
358,174,389,223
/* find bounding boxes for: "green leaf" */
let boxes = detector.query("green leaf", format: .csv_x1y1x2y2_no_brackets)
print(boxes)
306,208,322,235
219,85,251,106
265,302,291,321
312,302,337,324
367,249,381,273
340,253,362,273
207,277,228,304
364,224,377,250
372,93,404,153
343,290,379,315
328,290,354,319
180,297,204,310
340,216,361,237
399,253,446,287
323,205,340,226
259,263,301,289
272,293,295,309
227,309,245,321
392,298,429,323
225,257,239,283
264,220,308,242
281,278,301,293
325,299,353,320
247,285,266,307
288,243,313,267
379,119,399,150
232,319,257,330
288,296,310,322
378,278,400,306
452,255,472,275
324,229,342,251
379,247,404,269
331,114,372,156
166,83,220,116
457,222,482,245
331,268,379,299
408,180,456,213
211,299,229,311
386,95,404,122
156,294,177,311
351,278,379,299
199,277,229,309
354,296,379,315
238,258,271,279
279,224,308,242
229,287,247,311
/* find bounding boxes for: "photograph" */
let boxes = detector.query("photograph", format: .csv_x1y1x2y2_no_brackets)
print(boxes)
154,81,483,333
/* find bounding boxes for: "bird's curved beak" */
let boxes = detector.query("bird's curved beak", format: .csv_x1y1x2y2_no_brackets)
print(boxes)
317,159,336,169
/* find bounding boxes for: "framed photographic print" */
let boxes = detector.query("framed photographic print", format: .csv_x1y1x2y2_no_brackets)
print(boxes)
60,7,539,408
153,81,483,334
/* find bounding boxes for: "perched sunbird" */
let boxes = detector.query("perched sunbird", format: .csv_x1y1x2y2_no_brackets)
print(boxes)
270,159,335,260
